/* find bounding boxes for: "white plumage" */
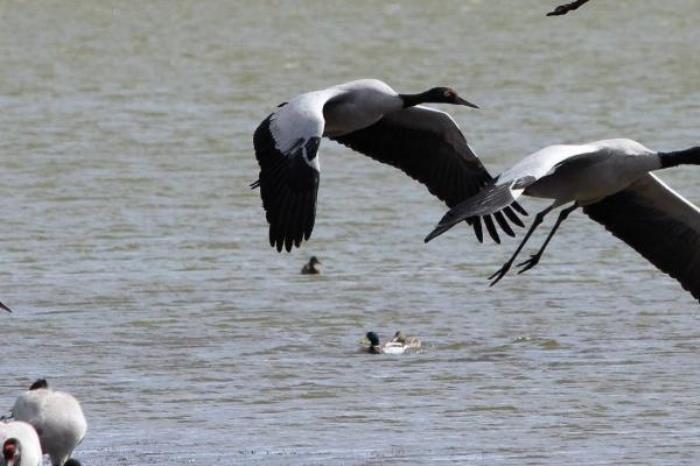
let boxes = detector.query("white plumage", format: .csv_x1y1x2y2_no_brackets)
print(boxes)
0,420,42,466
426,139,700,301
12,380,87,466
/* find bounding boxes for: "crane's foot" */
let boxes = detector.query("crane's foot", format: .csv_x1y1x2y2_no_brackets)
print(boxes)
516,253,542,274
488,260,513,286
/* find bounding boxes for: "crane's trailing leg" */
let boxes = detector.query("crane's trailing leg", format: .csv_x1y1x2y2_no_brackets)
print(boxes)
517,203,579,274
489,204,556,286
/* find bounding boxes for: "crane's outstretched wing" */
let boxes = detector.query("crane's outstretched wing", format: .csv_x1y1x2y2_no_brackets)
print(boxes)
252,98,324,252
584,174,700,303
331,106,526,244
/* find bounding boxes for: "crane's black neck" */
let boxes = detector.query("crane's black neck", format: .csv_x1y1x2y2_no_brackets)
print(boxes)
29,379,48,390
659,146,700,168
399,91,430,108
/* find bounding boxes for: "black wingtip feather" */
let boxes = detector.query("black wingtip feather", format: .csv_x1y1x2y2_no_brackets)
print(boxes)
483,215,500,244
472,217,484,243
512,201,528,216
494,212,515,237
503,206,525,228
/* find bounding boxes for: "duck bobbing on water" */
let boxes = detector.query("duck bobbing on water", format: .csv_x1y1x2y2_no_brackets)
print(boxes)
392,330,422,350
366,331,414,354
301,256,322,275
11,379,87,466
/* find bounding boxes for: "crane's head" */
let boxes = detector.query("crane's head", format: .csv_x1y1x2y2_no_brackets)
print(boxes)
424,87,479,108
400,87,479,109
3,438,19,466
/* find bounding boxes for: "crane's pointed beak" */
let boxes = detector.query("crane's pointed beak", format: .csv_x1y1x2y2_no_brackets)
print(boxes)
457,97,479,109
0,301,12,313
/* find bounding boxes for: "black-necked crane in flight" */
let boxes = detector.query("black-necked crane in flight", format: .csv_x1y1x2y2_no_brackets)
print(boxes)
425,138,700,302
251,79,526,252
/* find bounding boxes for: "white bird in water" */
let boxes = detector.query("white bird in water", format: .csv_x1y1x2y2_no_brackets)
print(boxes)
251,79,526,252
12,380,87,466
0,420,42,466
425,139,700,302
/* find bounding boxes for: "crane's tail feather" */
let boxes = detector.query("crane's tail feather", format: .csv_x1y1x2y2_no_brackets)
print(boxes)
425,182,520,243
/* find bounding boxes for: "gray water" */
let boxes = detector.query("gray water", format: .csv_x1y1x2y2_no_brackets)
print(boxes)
1,1,699,464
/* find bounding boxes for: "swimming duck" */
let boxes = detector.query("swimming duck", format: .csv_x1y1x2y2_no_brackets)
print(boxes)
366,331,406,354
301,256,322,275
12,379,87,466
392,331,422,350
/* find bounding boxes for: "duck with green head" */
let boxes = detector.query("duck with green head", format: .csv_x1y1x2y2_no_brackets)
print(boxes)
366,331,406,354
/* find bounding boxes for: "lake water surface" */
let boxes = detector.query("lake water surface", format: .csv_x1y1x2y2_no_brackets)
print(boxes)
1,1,699,464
